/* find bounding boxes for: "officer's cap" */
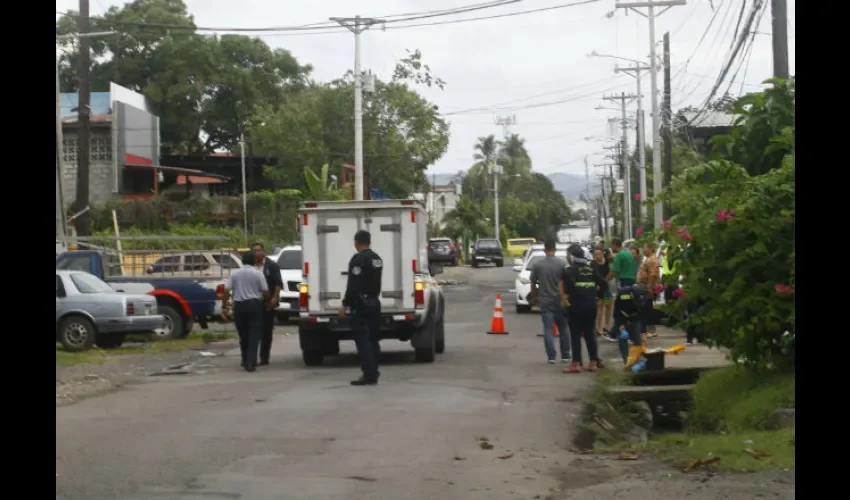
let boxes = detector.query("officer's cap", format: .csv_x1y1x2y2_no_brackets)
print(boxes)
568,244,584,258
354,230,371,244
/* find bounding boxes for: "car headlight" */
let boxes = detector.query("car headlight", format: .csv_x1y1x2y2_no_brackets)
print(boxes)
519,277,530,285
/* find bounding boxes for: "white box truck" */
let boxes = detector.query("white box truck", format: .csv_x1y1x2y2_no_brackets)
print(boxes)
297,200,447,366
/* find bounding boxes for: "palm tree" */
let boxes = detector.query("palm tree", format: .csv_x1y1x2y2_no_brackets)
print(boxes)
498,134,531,176
442,197,490,241
466,135,500,198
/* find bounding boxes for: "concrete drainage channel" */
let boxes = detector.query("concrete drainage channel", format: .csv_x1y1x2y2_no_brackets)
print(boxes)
572,368,703,452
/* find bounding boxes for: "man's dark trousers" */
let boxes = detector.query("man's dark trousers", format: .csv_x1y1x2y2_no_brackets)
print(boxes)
351,304,381,381
259,309,275,364
568,306,599,364
235,299,263,369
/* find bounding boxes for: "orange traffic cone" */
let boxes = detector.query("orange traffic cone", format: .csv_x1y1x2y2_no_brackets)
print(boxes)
487,293,509,335
552,323,559,337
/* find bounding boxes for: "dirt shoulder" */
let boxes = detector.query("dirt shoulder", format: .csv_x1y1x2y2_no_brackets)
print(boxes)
552,455,794,499
56,339,237,407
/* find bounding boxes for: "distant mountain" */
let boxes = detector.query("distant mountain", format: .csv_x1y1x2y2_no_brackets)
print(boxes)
429,172,597,201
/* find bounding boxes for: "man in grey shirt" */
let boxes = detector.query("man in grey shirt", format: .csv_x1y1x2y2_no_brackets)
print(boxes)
221,252,269,372
529,239,571,363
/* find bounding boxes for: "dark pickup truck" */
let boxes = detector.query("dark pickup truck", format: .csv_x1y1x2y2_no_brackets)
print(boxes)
471,239,504,268
427,238,459,266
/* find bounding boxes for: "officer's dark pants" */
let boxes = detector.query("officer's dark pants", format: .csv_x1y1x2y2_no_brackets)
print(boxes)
568,306,599,364
259,309,275,363
234,299,263,369
351,305,381,381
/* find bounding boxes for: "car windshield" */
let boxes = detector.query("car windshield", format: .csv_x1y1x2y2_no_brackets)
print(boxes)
69,272,115,294
477,240,500,249
277,250,302,270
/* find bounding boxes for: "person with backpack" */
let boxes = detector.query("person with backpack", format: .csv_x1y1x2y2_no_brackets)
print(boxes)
560,244,607,373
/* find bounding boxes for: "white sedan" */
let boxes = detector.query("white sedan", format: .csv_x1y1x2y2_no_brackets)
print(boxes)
512,250,567,314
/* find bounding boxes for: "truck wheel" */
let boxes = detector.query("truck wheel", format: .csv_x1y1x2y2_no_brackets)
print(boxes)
472,260,479,268
414,317,437,363
451,257,458,267
435,316,446,354
58,315,96,352
95,333,126,350
496,260,504,267
302,351,324,366
150,304,184,341
276,313,290,324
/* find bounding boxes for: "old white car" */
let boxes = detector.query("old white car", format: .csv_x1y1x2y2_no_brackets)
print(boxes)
56,270,166,352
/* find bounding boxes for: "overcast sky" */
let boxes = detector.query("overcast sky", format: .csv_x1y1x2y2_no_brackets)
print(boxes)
56,0,795,178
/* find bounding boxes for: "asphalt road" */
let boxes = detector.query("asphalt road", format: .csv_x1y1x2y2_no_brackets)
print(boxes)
56,265,794,500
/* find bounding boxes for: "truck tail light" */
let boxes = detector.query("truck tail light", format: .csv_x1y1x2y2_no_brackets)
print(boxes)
304,261,310,276
126,302,135,316
414,281,424,308
299,284,309,308
215,284,225,300
412,259,417,273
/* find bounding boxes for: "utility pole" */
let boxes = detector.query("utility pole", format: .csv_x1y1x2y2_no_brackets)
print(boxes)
490,161,502,242
56,45,67,240
239,132,248,244
770,0,789,78
615,0,686,228
603,92,638,238
662,32,673,221
75,0,92,236
330,16,384,201
595,165,618,238
614,62,650,221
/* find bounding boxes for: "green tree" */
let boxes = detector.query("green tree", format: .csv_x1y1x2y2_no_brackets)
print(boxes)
56,0,311,154
253,52,449,198
442,198,491,241
302,164,350,201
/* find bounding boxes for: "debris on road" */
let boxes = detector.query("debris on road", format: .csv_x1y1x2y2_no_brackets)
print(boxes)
149,362,195,376
676,456,721,472
480,441,495,450
745,448,772,458
453,456,466,461
616,451,640,460
497,452,514,460
194,350,224,357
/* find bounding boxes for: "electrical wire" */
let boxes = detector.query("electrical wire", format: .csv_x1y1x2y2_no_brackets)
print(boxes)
57,1,602,37
687,0,765,125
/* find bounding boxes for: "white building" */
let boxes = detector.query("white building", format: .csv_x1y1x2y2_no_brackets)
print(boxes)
412,184,460,228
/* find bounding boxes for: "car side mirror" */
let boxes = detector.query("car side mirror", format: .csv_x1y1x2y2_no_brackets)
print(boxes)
513,258,523,266
429,263,444,276
145,266,154,274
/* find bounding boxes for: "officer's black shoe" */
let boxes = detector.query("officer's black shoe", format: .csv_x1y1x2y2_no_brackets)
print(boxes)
350,377,378,386
259,360,270,366
245,365,257,372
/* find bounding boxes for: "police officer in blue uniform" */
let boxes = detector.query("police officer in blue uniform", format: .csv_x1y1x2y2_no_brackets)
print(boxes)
340,230,384,386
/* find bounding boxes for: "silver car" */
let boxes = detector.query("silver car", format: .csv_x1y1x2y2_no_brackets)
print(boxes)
56,270,166,352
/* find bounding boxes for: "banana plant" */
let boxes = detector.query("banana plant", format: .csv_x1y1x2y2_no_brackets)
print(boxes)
303,164,340,200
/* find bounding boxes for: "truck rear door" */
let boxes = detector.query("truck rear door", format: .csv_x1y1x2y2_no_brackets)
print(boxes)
302,203,418,314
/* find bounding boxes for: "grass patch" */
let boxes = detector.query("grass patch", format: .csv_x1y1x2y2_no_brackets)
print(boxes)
689,366,795,433
56,331,236,367
645,429,795,471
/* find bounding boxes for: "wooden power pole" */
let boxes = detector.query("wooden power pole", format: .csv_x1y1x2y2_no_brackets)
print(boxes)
75,0,92,235
662,31,673,221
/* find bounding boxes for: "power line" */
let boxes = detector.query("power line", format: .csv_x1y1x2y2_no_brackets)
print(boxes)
57,1,602,37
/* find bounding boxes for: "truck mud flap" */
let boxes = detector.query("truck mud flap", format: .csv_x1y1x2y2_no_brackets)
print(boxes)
411,316,435,349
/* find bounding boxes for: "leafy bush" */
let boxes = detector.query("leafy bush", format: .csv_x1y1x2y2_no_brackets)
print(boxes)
688,366,795,433
649,80,795,370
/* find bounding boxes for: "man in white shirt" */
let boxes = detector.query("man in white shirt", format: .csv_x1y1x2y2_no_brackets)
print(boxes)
221,252,269,372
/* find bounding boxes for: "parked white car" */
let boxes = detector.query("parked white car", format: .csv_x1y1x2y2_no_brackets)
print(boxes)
274,245,303,322
512,249,567,314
